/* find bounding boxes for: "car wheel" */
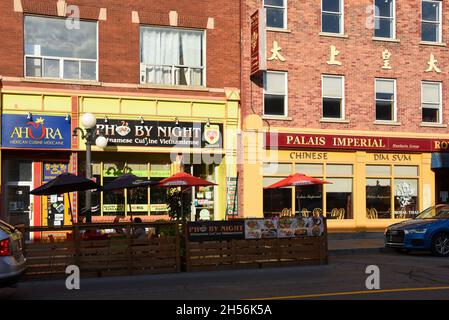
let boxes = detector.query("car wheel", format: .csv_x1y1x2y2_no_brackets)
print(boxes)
431,233,449,257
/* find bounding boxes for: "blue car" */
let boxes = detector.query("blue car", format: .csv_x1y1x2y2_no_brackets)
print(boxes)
385,204,449,257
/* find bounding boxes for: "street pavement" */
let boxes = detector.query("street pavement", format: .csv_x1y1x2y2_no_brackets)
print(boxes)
1,250,449,300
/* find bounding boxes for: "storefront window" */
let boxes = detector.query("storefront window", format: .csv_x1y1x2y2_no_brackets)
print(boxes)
103,162,126,216
263,177,292,217
295,164,323,176
366,178,391,219
296,185,323,217
262,163,292,175
394,179,419,219
186,164,216,220
326,178,353,219
7,160,32,182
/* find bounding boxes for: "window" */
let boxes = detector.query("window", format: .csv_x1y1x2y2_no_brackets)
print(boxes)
374,0,395,38
366,165,420,220
322,75,344,119
24,16,98,80
375,78,396,121
422,0,442,42
263,177,292,217
140,26,205,86
264,0,286,29
422,81,442,123
322,0,343,34
264,71,288,116
326,178,353,219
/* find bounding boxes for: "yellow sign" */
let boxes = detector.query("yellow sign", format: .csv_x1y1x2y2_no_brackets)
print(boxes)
267,41,286,62
327,45,342,66
381,49,392,69
425,54,441,73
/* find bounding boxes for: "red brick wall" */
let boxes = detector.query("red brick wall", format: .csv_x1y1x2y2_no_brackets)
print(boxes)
241,0,449,134
0,0,240,92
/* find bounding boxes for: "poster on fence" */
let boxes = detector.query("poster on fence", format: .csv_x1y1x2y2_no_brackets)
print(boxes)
244,217,325,240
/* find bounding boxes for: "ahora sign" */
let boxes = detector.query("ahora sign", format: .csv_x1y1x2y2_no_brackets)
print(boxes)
2,114,71,149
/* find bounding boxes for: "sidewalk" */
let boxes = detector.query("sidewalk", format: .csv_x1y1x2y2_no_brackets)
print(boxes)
328,232,386,254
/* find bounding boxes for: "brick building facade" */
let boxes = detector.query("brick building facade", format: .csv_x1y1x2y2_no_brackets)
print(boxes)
0,0,240,234
239,0,449,232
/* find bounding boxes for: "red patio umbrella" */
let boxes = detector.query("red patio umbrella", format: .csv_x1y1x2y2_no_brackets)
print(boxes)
157,172,217,188
156,172,217,221
264,173,331,218
264,173,330,189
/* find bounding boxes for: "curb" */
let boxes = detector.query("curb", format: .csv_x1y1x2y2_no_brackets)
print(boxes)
328,247,391,255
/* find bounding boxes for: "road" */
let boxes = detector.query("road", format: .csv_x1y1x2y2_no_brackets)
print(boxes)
2,250,449,300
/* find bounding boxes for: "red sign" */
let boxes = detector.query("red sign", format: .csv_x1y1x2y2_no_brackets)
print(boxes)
250,9,266,76
266,132,449,152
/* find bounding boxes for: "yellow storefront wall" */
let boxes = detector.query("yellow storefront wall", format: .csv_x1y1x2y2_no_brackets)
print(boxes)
1,88,240,223
242,146,435,232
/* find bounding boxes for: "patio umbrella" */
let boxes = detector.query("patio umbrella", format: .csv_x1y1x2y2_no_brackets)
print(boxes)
101,173,158,221
156,172,217,221
30,173,102,223
264,173,331,217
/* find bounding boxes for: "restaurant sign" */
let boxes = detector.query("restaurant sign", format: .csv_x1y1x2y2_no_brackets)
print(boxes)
2,114,71,149
250,9,266,76
97,119,222,149
187,220,245,241
43,163,69,182
266,132,449,152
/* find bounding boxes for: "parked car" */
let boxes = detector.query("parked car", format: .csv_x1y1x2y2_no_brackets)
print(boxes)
385,204,449,257
0,220,26,287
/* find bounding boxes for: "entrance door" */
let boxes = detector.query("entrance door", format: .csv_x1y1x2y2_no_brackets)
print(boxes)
6,183,33,234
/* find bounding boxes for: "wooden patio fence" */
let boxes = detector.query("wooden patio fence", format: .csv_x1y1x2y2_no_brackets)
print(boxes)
21,221,180,280
184,227,328,272
19,219,328,279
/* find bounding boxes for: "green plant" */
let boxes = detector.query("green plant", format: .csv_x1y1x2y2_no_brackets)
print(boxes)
167,188,191,221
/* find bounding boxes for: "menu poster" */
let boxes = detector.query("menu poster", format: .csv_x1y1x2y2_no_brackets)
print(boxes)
244,219,263,239
277,218,297,238
304,216,325,237
261,219,277,239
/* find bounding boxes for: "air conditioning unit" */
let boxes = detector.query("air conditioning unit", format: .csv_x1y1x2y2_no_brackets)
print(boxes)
140,65,147,83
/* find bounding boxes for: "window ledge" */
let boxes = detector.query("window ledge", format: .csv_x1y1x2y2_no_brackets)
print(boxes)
266,27,292,33
319,32,349,39
23,77,102,86
262,115,293,121
420,41,446,47
420,122,447,128
373,120,402,126
320,118,349,123
372,37,401,43
137,83,210,92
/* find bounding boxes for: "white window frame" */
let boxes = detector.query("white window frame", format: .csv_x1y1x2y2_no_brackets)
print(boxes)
374,0,396,39
322,74,345,120
421,0,442,43
421,81,443,124
263,71,288,117
139,26,206,87
321,0,344,34
264,0,287,30
375,78,397,122
23,15,99,82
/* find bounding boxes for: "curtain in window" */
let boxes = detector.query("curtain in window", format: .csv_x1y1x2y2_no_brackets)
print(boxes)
180,31,202,85
141,28,180,84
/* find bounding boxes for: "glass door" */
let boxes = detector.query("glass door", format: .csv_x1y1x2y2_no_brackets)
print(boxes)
6,183,33,233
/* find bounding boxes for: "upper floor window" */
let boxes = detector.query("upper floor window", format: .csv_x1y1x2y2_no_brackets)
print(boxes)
24,16,98,81
264,71,288,116
140,26,205,86
322,0,343,34
374,0,395,38
264,0,286,29
422,0,442,42
322,75,344,119
375,78,396,122
422,81,442,123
